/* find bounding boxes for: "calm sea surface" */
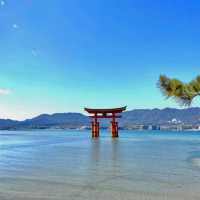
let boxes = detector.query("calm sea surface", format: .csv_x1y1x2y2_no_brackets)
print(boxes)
0,130,200,200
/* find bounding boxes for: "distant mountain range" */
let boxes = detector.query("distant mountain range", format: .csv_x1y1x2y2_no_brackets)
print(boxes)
121,107,200,126
1,107,200,130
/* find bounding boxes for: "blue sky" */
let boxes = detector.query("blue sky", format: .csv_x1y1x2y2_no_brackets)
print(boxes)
0,0,200,119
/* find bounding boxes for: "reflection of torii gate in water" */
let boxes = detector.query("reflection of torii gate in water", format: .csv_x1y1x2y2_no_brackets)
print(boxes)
84,106,126,138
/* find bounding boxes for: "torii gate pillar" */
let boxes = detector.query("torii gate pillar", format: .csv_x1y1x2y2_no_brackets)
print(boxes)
91,120,99,138
111,121,118,138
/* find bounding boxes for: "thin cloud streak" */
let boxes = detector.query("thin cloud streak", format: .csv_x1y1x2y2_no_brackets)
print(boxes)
0,88,11,95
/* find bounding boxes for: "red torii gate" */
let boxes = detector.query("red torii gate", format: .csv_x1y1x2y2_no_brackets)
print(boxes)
84,106,126,138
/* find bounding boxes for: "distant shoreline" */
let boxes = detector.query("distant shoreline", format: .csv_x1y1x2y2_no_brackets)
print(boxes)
1,127,200,132
1,107,200,131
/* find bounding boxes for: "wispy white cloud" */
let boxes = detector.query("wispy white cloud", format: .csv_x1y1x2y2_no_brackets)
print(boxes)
12,24,19,29
0,88,11,95
0,1,5,7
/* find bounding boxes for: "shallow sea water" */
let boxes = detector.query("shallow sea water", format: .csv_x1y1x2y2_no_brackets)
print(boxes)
0,130,200,200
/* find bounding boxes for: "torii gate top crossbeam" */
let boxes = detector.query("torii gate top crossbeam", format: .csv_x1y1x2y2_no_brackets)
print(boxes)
84,106,126,114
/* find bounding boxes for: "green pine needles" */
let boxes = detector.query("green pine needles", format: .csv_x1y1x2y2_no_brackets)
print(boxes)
158,75,200,106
